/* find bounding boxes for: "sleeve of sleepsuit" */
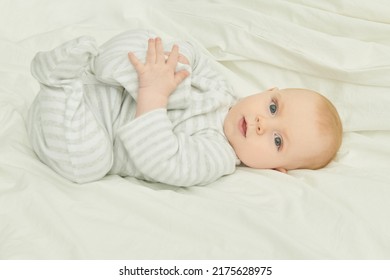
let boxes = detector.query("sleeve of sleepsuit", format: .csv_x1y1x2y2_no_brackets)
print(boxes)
116,109,237,187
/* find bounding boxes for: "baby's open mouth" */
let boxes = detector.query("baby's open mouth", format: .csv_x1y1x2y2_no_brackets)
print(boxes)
239,117,247,137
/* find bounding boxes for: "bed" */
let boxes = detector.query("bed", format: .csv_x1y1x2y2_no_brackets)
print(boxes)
1,0,390,259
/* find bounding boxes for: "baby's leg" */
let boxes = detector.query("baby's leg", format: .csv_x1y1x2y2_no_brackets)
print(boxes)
27,37,113,183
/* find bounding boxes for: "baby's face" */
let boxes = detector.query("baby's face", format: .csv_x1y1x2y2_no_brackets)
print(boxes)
223,88,325,172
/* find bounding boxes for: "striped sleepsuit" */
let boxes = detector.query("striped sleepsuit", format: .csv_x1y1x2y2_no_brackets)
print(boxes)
27,30,238,186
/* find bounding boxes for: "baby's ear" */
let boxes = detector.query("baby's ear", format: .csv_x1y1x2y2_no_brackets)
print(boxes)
274,167,287,173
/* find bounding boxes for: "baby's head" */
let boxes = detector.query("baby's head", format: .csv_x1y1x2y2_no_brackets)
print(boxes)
223,88,342,173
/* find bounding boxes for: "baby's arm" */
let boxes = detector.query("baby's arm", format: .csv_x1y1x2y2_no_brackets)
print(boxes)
115,36,236,186
128,37,189,117
116,110,237,186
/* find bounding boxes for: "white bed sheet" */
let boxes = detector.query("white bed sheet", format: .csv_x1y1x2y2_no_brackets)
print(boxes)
1,0,390,259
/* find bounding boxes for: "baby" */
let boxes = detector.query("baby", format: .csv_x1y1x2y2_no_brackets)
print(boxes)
27,30,342,186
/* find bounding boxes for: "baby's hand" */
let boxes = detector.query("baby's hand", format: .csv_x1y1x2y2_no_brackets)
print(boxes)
128,38,189,117
128,38,189,98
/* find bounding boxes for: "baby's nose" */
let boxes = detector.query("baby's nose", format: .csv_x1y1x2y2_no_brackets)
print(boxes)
255,116,265,135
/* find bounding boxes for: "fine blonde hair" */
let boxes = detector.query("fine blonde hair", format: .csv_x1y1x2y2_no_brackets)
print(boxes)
306,90,343,169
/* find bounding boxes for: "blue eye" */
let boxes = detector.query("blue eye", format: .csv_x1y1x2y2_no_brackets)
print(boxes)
269,100,278,115
274,134,283,150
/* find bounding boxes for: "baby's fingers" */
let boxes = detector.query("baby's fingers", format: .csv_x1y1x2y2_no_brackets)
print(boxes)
128,52,143,71
174,69,190,86
155,37,165,64
166,44,180,67
146,38,156,64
